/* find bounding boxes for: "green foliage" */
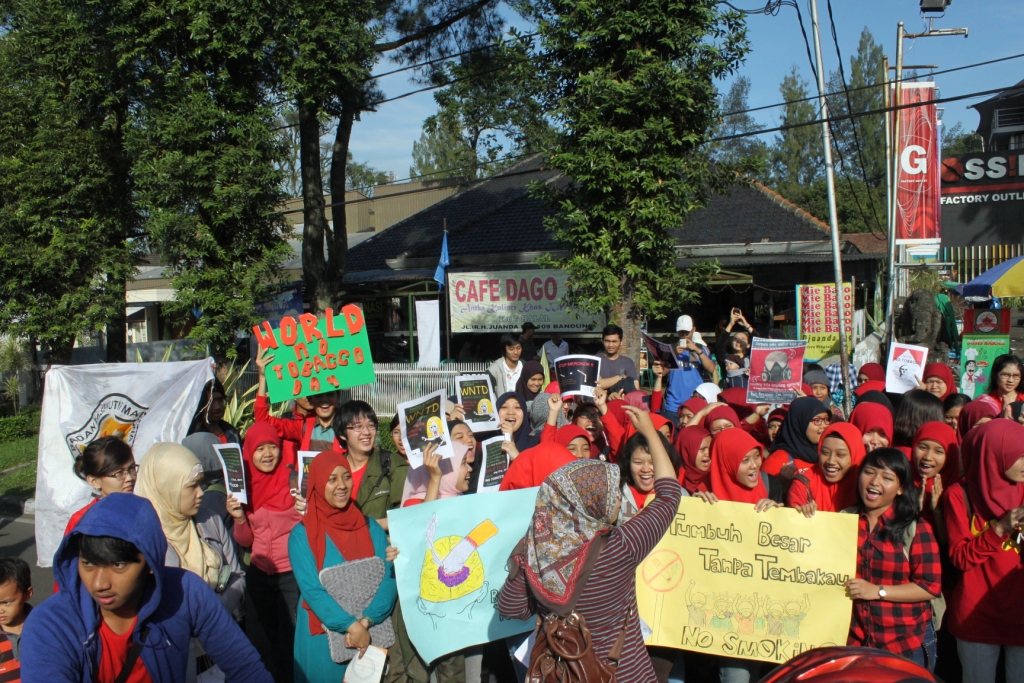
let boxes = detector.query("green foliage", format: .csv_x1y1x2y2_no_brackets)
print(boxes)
908,266,943,295
942,122,984,156
346,154,390,194
0,461,36,498
710,76,768,177
0,408,39,444
410,116,479,180
532,0,747,331
0,435,38,472
770,66,823,188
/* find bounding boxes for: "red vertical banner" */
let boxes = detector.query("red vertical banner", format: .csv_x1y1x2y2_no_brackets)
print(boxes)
895,82,941,243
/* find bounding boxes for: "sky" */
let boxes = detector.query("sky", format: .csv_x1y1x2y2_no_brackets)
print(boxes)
348,0,1024,180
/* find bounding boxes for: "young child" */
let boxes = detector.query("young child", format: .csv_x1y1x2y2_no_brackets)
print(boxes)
724,354,748,388
0,557,32,681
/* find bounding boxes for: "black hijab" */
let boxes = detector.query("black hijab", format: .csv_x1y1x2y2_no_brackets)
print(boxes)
856,390,894,415
515,361,546,402
495,392,538,452
772,396,831,464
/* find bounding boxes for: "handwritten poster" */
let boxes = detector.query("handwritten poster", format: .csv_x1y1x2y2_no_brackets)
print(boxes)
213,443,247,505
746,339,807,405
455,375,500,433
397,390,455,469
252,305,376,402
796,283,853,362
387,488,538,663
960,335,1009,398
637,499,857,664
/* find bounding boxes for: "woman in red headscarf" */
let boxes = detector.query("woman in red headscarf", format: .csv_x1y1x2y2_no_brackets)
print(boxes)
857,363,886,384
288,451,396,682
499,443,576,491
956,400,1000,442
225,424,303,682
705,429,784,507
910,422,959,539
850,402,894,453
788,423,866,515
674,427,712,494
944,420,1024,683
922,363,956,401
688,403,741,435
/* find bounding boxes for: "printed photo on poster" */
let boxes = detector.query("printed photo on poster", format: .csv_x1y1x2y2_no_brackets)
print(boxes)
642,333,681,370
961,335,1011,398
213,443,247,505
455,374,500,432
746,339,807,404
885,343,929,394
296,450,318,499
476,436,509,494
397,390,455,469
554,355,601,399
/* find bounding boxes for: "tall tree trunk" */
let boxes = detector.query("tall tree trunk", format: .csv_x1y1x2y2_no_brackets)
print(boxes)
298,99,331,314
106,306,126,362
328,108,355,293
612,279,643,369
47,337,75,366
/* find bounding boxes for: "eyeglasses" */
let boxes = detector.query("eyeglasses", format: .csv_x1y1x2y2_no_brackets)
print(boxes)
999,373,1022,381
810,417,831,427
104,465,139,481
346,423,377,434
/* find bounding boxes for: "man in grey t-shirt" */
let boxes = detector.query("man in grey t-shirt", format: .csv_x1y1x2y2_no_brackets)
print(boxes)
596,324,639,392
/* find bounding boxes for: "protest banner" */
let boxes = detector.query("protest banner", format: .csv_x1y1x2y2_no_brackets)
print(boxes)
885,342,929,394
213,443,247,505
960,335,1010,398
642,333,681,370
455,374,499,432
554,355,601,399
387,488,538,663
796,283,853,362
295,450,318,498
252,304,375,403
36,359,214,567
397,390,455,469
476,436,508,494
448,269,605,333
746,339,807,405
636,499,857,665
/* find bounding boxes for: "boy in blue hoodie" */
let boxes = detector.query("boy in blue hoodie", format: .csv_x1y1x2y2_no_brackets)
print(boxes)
19,493,271,683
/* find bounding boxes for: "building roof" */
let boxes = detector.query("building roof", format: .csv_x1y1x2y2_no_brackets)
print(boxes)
841,231,889,255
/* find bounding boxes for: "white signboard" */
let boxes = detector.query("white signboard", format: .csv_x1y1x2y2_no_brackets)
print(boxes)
448,270,605,333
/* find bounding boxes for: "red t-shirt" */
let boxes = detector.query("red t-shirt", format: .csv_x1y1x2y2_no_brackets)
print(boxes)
350,465,367,498
403,498,424,507
97,618,151,683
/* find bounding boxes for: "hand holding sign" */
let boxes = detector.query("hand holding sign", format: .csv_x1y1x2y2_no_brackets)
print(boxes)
213,443,247,505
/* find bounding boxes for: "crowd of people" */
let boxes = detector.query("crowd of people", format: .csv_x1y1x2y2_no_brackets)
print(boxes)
3,317,1024,683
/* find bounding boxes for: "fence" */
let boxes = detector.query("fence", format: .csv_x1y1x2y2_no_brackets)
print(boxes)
940,244,1024,283
232,362,492,418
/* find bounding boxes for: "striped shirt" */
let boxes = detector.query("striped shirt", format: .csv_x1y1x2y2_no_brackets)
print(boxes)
499,478,681,682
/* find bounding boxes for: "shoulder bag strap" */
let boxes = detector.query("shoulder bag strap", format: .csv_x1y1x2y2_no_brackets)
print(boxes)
113,626,150,683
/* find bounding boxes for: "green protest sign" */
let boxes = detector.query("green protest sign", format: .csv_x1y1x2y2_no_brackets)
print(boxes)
252,305,375,402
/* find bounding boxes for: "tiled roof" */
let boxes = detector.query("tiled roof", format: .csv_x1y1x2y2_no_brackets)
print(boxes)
842,231,889,254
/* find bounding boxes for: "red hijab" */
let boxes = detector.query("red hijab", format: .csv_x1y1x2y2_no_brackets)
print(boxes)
243,423,294,513
301,451,374,634
710,429,767,504
554,424,593,450
679,396,708,417
499,443,576,491
624,412,674,441
702,405,741,433
674,427,712,493
858,363,885,383
957,400,999,441
854,380,887,397
801,423,866,512
719,388,755,419
911,422,960,494
923,363,956,400
965,420,1024,523
605,399,630,429
850,402,894,443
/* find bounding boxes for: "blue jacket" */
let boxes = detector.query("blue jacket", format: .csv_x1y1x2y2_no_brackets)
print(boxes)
20,493,271,683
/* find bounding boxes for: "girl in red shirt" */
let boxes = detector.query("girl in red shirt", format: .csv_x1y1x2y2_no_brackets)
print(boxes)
909,422,959,541
674,426,711,494
788,422,865,515
975,354,1024,417
845,448,941,670
65,437,137,536
943,419,1024,683
849,402,893,453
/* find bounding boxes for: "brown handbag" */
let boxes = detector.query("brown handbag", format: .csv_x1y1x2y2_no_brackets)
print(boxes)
526,609,627,683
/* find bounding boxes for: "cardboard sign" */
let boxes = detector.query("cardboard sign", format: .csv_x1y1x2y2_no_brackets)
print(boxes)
252,305,376,403
397,390,455,469
885,343,929,394
554,355,601,399
213,443,247,505
746,339,807,405
961,335,1011,398
455,375,500,433
642,333,681,370
476,436,509,493
636,499,857,665
296,450,318,499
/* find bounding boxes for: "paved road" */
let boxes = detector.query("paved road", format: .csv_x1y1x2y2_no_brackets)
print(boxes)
0,513,55,603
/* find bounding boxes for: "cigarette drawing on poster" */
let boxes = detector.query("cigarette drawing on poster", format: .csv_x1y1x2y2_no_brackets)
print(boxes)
455,374,500,433
418,514,497,627
554,355,601,399
213,443,247,505
397,390,455,469
885,343,929,394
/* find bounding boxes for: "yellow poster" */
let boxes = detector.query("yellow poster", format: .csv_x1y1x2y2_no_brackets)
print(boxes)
636,499,858,664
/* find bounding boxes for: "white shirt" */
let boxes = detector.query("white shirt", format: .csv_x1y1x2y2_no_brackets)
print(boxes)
504,360,523,392
542,340,569,366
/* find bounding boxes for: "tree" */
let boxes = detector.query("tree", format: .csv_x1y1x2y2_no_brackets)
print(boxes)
347,154,390,193
942,121,984,156
710,76,767,176
770,66,822,189
410,116,478,180
533,0,746,358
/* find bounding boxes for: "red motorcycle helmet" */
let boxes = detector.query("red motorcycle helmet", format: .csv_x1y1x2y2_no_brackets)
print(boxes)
757,647,941,683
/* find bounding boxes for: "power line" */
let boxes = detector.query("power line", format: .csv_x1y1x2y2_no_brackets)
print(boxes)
368,33,538,81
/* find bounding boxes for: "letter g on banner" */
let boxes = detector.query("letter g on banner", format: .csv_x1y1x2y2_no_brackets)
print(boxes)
901,145,928,175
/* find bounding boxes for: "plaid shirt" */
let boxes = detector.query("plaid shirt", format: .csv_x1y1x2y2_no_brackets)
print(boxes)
848,508,942,657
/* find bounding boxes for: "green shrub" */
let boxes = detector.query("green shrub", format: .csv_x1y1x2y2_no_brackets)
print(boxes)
0,407,39,444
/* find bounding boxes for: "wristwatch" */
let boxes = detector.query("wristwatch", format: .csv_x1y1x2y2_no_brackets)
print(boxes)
877,586,887,600
359,616,373,629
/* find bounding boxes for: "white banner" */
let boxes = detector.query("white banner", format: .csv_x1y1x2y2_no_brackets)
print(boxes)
415,299,441,367
448,270,605,333
35,360,215,566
